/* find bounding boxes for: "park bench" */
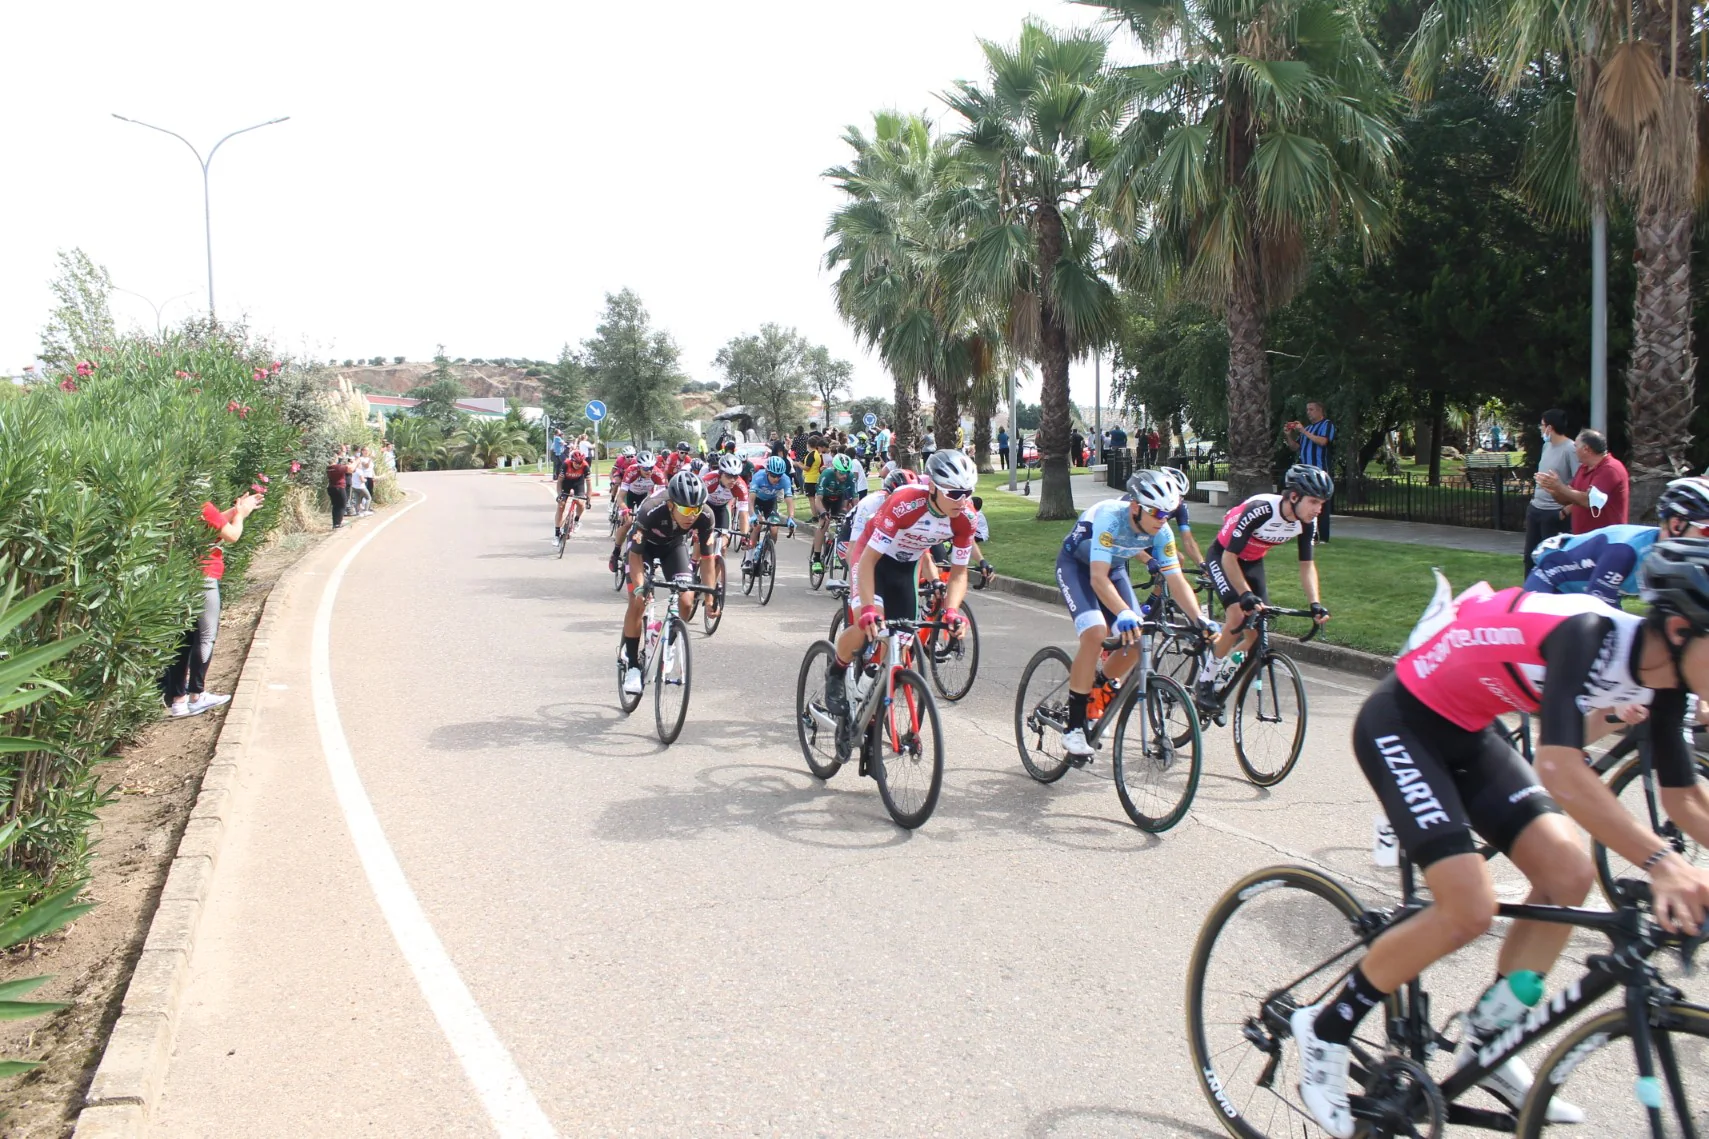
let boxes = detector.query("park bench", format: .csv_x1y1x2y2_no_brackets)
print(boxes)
1199,480,1234,507
1462,452,1517,490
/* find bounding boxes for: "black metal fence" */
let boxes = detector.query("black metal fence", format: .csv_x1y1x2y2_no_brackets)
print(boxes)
1338,471,1532,532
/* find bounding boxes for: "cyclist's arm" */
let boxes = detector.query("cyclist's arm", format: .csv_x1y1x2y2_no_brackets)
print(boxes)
1586,542,1639,605
1088,560,1135,616
1178,527,1204,566
1161,565,1206,624
943,564,969,613
1298,558,1322,607
855,544,883,616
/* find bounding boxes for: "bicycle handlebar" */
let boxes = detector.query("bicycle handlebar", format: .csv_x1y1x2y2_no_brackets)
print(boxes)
645,576,719,596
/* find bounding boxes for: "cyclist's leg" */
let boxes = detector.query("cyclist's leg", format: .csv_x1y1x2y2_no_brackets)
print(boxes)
658,542,695,621
622,542,648,669
1238,556,1268,655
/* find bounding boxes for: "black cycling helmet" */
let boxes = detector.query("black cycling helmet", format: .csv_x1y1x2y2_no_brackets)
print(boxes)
1639,537,1709,631
667,470,708,509
1656,476,1709,523
676,441,692,454
1284,463,1334,500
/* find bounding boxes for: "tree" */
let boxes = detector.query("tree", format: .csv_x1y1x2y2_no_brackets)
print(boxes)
39,248,116,367
1088,0,1401,497
714,324,813,432
541,342,588,426
452,417,531,469
803,344,853,424
385,415,445,471
944,22,1124,519
583,289,684,446
406,345,468,434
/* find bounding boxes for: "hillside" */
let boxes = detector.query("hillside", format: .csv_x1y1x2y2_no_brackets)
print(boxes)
328,362,545,403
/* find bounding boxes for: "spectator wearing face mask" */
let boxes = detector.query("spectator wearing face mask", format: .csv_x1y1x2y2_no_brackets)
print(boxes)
1536,428,1628,534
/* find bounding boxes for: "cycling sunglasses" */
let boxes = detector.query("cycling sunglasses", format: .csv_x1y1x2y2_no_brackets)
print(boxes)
937,487,973,501
674,503,703,518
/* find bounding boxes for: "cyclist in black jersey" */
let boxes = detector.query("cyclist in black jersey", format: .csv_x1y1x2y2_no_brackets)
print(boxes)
617,473,716,696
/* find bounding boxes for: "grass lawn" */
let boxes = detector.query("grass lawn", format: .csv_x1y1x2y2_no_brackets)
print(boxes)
974,471,1524,656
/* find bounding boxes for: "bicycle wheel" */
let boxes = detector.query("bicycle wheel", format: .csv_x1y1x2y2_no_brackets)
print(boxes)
828,601,848,642
1593,752,1709,905
873,668,943,829
702,557,726,637
795,640,842,780
613,554,627,592
808,538,826,590
741,541,757,596
926,600,979,702
759,541,777,605
1187,865,1396,1139
1014,646,1074,784
557,528,568,559
653,616,691,745
616,635,643,715
1111,674,1203,832
1233,651,1308,786
1520,1002,1709,1136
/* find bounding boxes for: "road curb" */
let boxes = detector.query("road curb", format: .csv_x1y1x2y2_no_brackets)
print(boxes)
72,527,339,1139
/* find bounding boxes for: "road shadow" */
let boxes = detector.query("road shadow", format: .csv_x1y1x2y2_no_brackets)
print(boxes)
1027,1105,1223,1139
425,701,667,759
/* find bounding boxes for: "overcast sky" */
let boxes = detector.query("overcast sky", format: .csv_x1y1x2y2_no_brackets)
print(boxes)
2,0,1138,414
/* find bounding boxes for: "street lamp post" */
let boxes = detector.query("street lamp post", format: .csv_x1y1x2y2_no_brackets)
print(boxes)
111,113,290,316
112,287,194,337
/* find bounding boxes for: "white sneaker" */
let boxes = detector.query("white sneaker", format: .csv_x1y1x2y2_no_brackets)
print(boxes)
1453,1038,1584,1123
167,701,194,719
622,667,643,696
187,693,231,715
1061,728,1096,757
1290,1005,1354,1139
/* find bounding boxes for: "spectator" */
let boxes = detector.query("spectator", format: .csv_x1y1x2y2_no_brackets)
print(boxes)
876,421,892,461
1524,410,1579,571
997,426,1010,469
381,441,397,474
1286,400,1338,541
356,447,379,515
162,492,262,718
1070,428,1085,469
1109,423,1129,452
1146,427,1162,466
921,427,936,462
1537,428,1629,534
327,451,353,529
549,428,568,479
347,448,370,516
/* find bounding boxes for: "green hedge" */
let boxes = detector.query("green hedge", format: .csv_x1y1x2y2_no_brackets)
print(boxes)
0,328,304,893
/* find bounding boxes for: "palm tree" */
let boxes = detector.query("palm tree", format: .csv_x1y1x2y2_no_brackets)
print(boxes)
385,414,443,472
943,22,1124,519
1410,0,1700,508
1085,0,1400,498
452,417,530,469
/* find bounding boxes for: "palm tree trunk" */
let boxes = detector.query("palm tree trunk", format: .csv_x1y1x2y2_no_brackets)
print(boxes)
1626,198,1696,516
1224,265,1272,499
892,373,917,468
972,379,995,471
1035,204,1076,520
932,377,960,459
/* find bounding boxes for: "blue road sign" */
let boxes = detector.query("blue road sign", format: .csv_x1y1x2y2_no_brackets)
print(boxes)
863,412,877,428
585,400,607,422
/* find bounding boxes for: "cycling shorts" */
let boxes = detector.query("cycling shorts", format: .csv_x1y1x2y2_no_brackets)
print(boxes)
557,476,587,502
1055,549,1140,635
630,537,693,583
850,553,919,623
625,489,650,511
820,495,846,516
709,502,731,531
1204,542,1267,608
753,497,778,520
1353,676,1562,870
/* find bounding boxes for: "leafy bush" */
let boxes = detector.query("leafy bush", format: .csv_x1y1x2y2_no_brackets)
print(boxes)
368,356,384,366
392,356,405,365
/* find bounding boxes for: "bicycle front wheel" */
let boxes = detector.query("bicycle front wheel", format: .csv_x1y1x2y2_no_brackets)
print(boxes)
873,669,944,829
1111,674,1203,832
654,616,691,745
795,640,842,779
616,635,643,715
702,557,726,637
926,600,979,702
1187,865,1394,1139
1519,1002,1709,1136
1233,652,1308,786
807,538,826,590
1594,752,1709,905
759,541,777,605
1014,646,1074,783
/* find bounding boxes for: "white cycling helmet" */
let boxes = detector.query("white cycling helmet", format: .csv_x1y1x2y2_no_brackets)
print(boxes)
1159,466,1191,498
637,450,657,471
717,454,743,476
1125,469,1182,513
925,449,978,493
622,445,637,458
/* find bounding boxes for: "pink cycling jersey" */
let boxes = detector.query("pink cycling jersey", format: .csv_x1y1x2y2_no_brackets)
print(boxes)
703,470,750,508
849,484,975,566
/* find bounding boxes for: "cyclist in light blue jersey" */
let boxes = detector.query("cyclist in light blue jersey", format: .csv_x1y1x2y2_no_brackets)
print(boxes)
1526,477,1709,605
1054,469,1212,756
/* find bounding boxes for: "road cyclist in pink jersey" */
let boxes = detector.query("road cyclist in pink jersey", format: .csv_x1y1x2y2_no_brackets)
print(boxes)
1288,540,1709,1137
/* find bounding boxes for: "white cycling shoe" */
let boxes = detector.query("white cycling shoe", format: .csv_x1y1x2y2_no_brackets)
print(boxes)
1061,728,1096,757
622,667,643,696
1453,1039,1584,1123
1290,1005,1354,1139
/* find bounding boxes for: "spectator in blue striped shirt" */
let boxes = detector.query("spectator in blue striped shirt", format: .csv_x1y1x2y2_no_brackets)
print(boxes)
1287,401,1337,541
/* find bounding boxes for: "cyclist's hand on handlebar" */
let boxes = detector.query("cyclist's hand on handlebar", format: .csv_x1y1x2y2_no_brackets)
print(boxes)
857,604,885,639
1614,703,1650,725
1112,608,1143,647
1310,601,1330,624
942,606,968,638
1238,591,1261,613
1650,856,1709,935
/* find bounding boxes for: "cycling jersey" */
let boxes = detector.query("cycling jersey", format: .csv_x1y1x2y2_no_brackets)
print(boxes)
609,456,636,485
562,452,589,478
1169,502,1191,533
970,508,989,543
1525,524,1658,604
623,466,664,496
817,468,858,502
1061,498,1179,571
847,490,888,549
748,470,793,502
628,489,712,555
702,471,750,509
852,485,975,566
1215,494,1315,562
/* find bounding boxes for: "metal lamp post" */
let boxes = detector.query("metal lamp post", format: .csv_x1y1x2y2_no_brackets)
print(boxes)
112,287,194,337
111,113,290,316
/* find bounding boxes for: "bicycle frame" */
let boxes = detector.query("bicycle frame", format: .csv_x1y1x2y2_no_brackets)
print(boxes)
848,619,943,748
1025,624,1161,750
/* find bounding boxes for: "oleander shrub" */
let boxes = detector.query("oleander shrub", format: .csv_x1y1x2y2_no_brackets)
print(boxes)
0,329,306,894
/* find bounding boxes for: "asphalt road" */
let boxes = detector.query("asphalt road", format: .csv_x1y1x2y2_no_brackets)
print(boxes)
150,470,1695,1138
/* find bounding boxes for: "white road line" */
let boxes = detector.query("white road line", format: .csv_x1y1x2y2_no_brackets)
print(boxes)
309,491,559,1139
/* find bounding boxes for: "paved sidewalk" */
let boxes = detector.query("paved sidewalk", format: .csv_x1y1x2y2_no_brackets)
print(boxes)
994,470,1524,556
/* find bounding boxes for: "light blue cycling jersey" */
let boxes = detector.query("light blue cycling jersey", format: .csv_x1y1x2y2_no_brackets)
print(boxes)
1061,498,1179,570
1524,524,1657,603
748,470,794,501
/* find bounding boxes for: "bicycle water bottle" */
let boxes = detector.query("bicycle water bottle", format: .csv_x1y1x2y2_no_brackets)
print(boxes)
852,665,876,705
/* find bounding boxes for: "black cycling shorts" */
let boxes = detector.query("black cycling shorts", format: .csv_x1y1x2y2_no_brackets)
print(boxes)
1205,542,1268,609
1353,676,1562,870
709,502,731,531
850,555,919,624
624,489,650,511
821,495,846,516
557,476,587,502
630,538,692,583
753,497,778,520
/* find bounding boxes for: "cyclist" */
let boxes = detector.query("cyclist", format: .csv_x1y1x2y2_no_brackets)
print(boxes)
825,450,979,720
1525,475,1709,605
704,454,751,556
1054,470,1212,756
1157,467,1205,565
660,441,694,479
608,451,664,573
744,455,797,568
830,467,917,587
1196,464,1332,702
608,445,638,502
554,447,591,539
812,454,861,576
1288,542,1709,1137
617,472,717,696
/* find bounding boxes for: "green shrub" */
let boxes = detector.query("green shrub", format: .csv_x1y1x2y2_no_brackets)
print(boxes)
392,356,405,365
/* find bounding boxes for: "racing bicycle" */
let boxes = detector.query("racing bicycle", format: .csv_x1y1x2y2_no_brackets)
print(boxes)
614,562,720,745
808,507,847,591
741,513,793,606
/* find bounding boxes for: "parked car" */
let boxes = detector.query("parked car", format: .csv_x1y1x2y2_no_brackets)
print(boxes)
1182,436,1217,460
1020,439,1039,467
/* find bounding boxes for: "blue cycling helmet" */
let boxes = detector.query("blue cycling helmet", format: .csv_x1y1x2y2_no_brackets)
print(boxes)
765,455,787,476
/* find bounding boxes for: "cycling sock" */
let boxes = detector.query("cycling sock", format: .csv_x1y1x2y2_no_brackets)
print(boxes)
1314,965,1387,1045
622,635,640,668
1067,690,1090,731
1198,653,1221,682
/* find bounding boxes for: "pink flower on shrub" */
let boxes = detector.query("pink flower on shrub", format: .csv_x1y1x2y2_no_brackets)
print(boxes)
257,474,270,484
59,377,78,392
75,360,95,377
251,483,265,494
227,399,240,412
174,370,190,379
289,461,301,474
237,406,250,419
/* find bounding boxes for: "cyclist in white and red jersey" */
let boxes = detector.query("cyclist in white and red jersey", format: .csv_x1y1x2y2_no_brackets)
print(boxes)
608,446,638,500
1197,464,1332,699
703,454,751,555
1287,542,1709,1137
825,451,978,719
608,451,665,573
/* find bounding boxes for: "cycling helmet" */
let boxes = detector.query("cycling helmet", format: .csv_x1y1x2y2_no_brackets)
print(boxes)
925,448,978,492
688,457,706,474
1125,469,1182,513
636,450,657,470
622,445,637,458
830,454,853,474
676,441,692,454
1159,466,1192,498
667,470,708,509
765,455,787,476
717,455,743,476
1657,476,1709,523
882,468,920,493
1283,463,1334,500
1639,537,1709,630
